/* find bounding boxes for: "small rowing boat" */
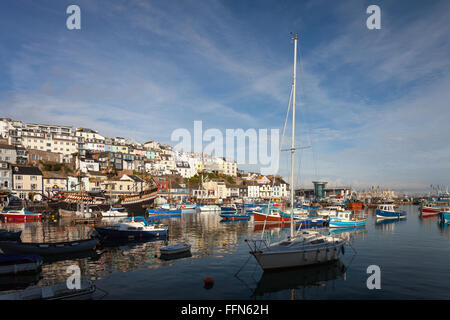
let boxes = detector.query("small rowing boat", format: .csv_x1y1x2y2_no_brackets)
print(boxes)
160,243,191,255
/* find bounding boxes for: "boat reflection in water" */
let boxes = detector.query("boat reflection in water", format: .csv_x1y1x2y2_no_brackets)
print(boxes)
0,272,43,292
252,259,347,298
375,218,405,233
328,226,367,241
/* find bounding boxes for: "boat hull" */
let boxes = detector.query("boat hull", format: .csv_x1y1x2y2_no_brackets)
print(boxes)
252,243,344,271
219,213,250,220
376,209,406,219
329,219,366,228
421,206,440,217
253,211,290,223
1,211,41,222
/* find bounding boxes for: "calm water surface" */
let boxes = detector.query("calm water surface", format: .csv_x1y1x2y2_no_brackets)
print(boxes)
1,205,449,299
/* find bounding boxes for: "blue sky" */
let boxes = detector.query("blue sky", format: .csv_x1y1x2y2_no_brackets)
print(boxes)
1,0,450,193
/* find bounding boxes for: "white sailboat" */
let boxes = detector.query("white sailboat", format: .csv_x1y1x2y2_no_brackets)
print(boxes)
248,34,345,271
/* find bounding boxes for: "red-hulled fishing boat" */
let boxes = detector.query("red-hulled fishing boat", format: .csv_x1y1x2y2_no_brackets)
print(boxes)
1,208,42,222
420,206,440,217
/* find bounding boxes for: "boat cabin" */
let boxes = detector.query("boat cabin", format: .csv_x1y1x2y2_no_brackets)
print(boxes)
377,204,395,212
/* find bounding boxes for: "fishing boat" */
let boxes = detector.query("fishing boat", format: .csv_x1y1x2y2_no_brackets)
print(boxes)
101,206,128,217
376,204,406,219
219,211,250,220
329,211,366,228
346,200,363,210
420,205,441,217
253,206,291,223
1,208,42,222
0,238,98,256
0,280,96,300
0,229,22,241
248,34,345,271
159,243,191,255
220,204,239,213
439,207,450,224
0,254,43,275
95,216,168,239
195,205,220,213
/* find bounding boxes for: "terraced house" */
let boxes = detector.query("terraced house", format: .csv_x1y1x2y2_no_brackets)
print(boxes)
11,165,43,200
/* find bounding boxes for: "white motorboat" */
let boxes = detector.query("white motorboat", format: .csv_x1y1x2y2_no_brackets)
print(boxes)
317,206,345,217
101,206,128,217
195,205,220,213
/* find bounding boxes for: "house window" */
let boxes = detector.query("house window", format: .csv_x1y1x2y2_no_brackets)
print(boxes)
31,176,37,181
31,184,37,190
16,183,23,189
15,175,22,180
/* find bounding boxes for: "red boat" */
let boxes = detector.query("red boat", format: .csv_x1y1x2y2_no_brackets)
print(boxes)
420,206,440,217
253,208,291,223
1,208,42,222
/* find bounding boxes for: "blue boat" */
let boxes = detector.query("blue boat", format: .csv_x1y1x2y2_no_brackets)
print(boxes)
0,230,22,241
147,209,182,214
375,204,406,219
439,207,450,224
95,216,168,239
219,212,250,220
329,211,366,228
294,217,326,229
220,204,239,213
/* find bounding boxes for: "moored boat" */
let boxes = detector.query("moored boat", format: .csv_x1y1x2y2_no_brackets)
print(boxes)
421,205,441,217
195,205,220,213
329,211,366,228
0,238,98,256
376,204,406,219
439,207,450,224
1,208,42,222
220,204,239,213
253,206,291,223
219,211,250,220
95,216,168,239
159,243,191,255
101,206,128,217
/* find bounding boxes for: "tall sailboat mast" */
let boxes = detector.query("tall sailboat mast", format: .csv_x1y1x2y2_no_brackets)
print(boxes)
290,33,298,239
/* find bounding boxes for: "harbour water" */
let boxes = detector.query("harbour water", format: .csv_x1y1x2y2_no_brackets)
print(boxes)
1,205,450,299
